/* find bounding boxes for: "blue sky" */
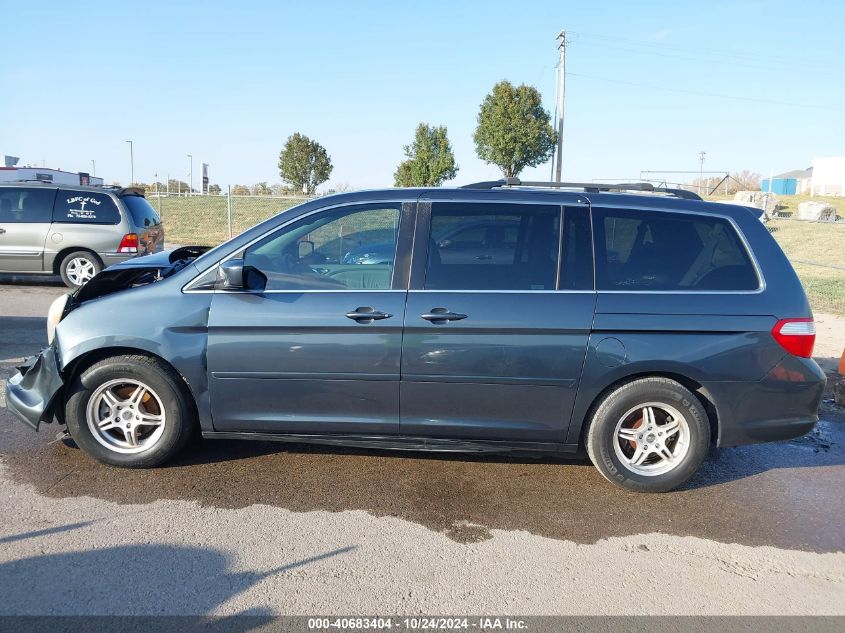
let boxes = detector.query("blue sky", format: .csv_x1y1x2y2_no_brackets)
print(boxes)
1,0,843,191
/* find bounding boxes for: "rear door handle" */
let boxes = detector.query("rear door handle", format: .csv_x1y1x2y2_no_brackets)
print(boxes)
0,228,6,234
345,307,393,323
420,308,468,323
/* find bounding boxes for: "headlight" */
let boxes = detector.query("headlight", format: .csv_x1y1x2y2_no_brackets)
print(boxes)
47,294,70,345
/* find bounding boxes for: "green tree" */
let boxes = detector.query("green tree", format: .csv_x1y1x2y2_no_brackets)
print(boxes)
208,183,222,195
166,179,191,194
252,181,271,196
473,80,557,178
278,132,333,194
394,123,458,187
231,184,251,196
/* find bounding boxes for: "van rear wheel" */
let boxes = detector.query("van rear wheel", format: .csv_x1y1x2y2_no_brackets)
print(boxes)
59,250,102,288
64,355,195,468
586,377,710,493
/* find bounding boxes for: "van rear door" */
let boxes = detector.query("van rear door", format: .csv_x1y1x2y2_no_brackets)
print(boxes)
120,194,164,254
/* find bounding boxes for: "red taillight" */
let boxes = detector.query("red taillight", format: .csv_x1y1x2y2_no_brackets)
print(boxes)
771,318,816,358
117,233,139,254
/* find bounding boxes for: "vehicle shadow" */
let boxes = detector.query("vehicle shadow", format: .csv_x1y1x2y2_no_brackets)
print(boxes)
0,274,65,287
0,541,355,616
815,355,841,372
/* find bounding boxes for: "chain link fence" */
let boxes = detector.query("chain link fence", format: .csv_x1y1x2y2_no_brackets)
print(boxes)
149,191,313,247
766,218,845,317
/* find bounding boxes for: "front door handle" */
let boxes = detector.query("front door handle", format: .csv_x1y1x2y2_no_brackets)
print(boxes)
345,307,393,324
420,308,468,323
0,228,6,234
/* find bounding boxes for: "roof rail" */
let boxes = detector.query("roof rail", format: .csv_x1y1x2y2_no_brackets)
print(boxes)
460,178,703,201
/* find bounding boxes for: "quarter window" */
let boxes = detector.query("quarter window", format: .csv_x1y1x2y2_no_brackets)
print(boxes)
424,203,560,291
0,188,55,223
54,190,121,224
243,204,400,291
594,208,759,291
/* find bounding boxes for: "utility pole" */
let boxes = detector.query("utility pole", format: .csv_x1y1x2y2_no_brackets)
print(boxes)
125,140,134,185
154,171,161,214
91,159,96,176
698,150,706,195
187,154,193,195
554,30,567,183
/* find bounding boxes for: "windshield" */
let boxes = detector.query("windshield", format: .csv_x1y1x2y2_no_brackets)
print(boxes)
122,195,161,229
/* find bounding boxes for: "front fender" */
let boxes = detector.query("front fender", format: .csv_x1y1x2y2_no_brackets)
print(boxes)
54,282,213,431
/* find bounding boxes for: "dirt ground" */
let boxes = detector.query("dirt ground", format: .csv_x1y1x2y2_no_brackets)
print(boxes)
812,313,845,422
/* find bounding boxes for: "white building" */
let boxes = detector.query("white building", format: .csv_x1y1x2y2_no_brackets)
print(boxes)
810,157,845,196
0,166,104,187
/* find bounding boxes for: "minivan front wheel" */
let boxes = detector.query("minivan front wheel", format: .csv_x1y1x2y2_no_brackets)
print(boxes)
60,250,102,288
65,355,195,467
586,377,710,493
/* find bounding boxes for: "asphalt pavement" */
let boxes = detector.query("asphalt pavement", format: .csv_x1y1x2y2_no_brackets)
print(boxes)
0,277,843,615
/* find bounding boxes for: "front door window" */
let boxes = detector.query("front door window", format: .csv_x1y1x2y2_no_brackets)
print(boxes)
243,205,401,290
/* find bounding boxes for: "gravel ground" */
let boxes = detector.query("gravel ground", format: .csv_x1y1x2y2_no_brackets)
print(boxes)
0,278,843,615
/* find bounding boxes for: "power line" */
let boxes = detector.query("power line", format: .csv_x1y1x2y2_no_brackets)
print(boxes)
569,31,824,67
573,39,835,77
566,71,845,111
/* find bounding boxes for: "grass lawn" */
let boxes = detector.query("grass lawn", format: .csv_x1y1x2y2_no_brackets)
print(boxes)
766,218,845,268
153,194,308,246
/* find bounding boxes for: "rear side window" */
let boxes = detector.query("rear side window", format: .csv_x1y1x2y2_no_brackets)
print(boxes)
0,187,55,223
121,195,161,228
593,208,759,291
424,202,560,291
54,190,121,224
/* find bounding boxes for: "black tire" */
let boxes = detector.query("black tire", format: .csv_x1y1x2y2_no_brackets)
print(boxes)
59,250,102,289
64,355,196,468
585,377,710,493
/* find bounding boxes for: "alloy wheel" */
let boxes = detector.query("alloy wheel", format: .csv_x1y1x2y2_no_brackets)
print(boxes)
612,402,690,476
85,379,166,454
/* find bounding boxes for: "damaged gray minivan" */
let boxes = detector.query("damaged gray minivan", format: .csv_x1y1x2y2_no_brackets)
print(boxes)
6,180,826,492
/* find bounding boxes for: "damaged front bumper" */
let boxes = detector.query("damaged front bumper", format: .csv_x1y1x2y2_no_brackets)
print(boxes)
5,347,64,431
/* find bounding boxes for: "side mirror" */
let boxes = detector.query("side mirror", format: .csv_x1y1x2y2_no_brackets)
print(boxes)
218,259,245,290
298,240,315,259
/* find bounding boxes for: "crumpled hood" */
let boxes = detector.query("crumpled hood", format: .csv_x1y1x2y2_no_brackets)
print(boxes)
73,246,211,304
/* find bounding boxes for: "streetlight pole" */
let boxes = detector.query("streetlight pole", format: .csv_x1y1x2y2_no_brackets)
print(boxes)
698,150,706,195
125,140,134,185
91,159,96,177
187,154,193,195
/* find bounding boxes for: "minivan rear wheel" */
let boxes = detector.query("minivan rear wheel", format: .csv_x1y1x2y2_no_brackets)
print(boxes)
586,377,710,493
64,355,195,467
59,250,102,288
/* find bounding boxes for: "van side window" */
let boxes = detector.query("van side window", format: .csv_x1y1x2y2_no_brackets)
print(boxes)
0,188,55,223
54,190,121,225
424,203,560,291
593,208,759,291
